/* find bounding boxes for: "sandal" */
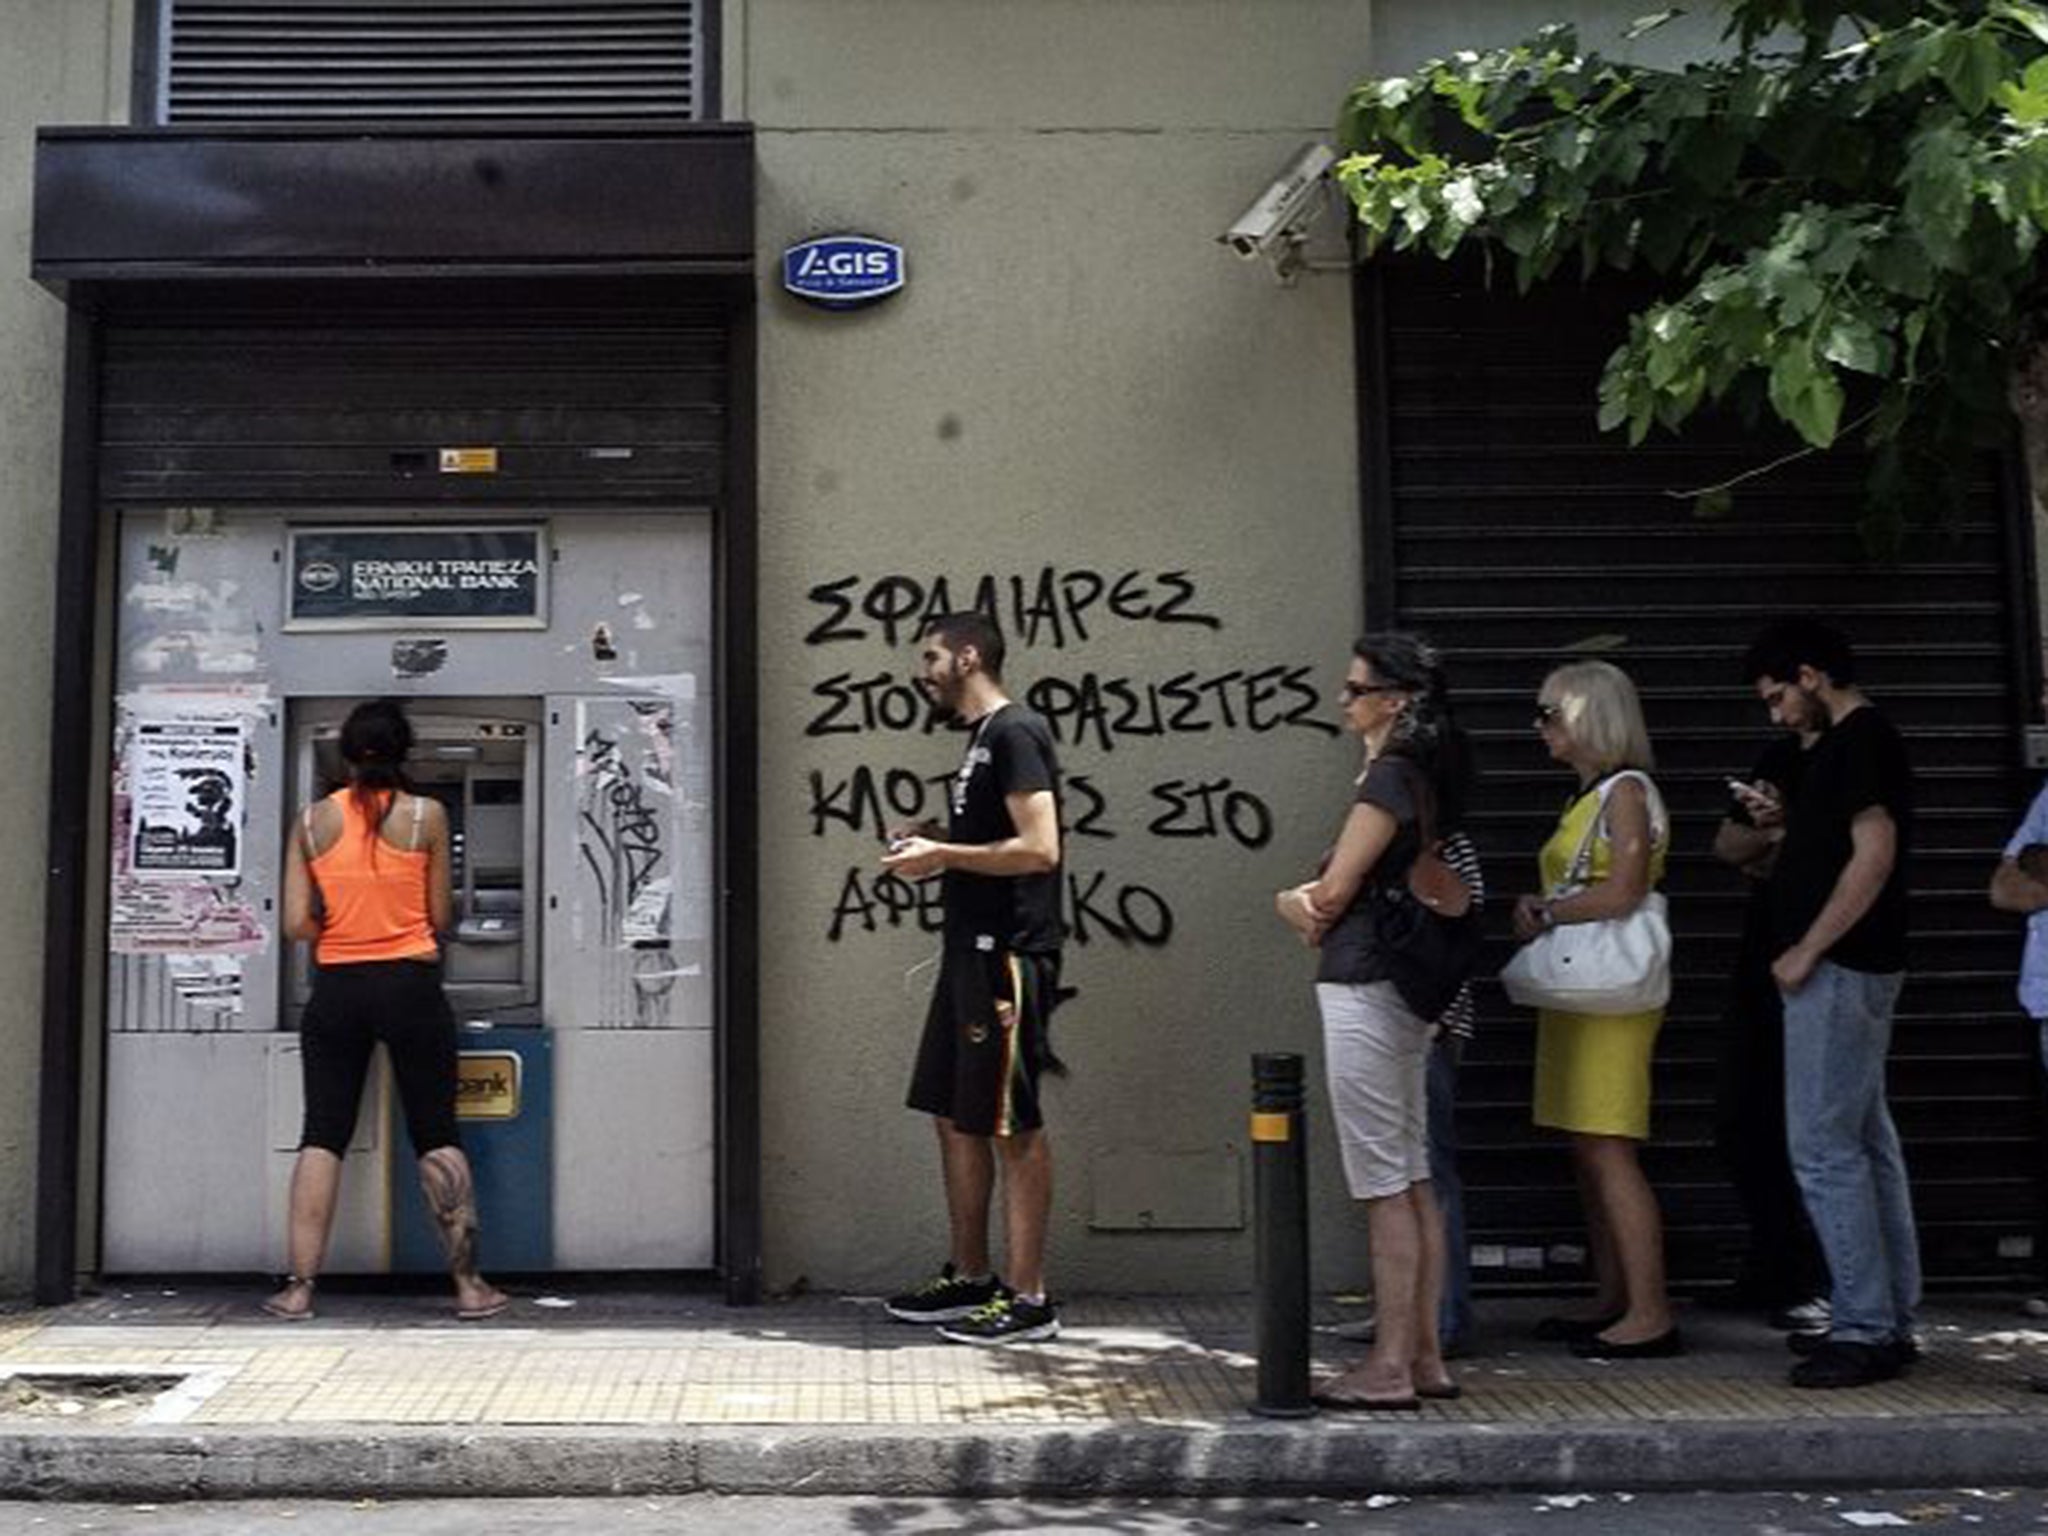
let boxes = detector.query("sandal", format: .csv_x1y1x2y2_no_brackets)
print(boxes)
456,1292,510,1322
261,1276,316,1322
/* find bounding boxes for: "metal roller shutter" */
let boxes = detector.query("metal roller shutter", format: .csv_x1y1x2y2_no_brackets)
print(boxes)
158,0,702,121
1358,256,2043,1289
98,309,731,506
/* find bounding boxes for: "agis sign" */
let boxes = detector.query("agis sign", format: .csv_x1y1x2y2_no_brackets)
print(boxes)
782,234,906,309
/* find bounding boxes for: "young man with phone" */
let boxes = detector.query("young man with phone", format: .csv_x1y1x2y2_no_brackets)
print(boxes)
1744,617,1920,1390
878,611,1069,1344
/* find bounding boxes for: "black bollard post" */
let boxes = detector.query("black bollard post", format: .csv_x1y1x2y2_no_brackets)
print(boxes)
1250,1051,1315,1418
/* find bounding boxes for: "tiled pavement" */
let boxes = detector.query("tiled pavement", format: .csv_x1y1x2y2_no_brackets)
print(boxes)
2,1287,2047,1431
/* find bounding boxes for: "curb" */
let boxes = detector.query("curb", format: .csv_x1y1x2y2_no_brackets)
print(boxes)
4,1417,2048,1501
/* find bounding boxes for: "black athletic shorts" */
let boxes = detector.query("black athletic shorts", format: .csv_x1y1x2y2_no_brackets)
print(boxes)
299,957,461,1158
906,947,1064,1137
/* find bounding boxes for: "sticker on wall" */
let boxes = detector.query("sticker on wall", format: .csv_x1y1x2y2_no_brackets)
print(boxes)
391,638,449,679
782,234,906,309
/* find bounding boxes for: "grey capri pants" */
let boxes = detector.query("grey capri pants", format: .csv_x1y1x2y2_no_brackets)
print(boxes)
1315,980,1433,1200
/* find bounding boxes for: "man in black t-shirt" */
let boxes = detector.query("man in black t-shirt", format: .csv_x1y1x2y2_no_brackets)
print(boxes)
1744,618,1920,1391
879,611,1067,1345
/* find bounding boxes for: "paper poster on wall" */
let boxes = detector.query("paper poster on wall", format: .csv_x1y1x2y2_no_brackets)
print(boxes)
129,718,245,879
109,693,268,956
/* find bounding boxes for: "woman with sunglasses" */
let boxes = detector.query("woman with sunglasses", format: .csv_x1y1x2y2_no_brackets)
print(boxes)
1275,633,1476,1409
1512,660,1680,1358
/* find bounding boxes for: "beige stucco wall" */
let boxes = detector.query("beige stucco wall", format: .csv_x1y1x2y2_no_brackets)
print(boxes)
740,0,1382,1292
0,0,128,1294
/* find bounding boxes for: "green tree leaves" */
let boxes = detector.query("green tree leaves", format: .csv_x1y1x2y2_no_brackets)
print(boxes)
1335,1,2048,533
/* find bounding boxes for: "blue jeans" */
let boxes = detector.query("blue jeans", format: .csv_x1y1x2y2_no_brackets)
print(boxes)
1782,961,1919,1345
1427,1036,1473,1350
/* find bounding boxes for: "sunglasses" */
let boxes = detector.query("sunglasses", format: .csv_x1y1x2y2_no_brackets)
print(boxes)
1341,681,1406,701
1533,702,1563,725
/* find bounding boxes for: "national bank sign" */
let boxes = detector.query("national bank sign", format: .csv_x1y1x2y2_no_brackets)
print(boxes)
782,234,906,309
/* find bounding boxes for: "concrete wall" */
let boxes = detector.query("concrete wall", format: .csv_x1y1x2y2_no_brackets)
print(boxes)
0,0,128,1294
739,0,1381,1292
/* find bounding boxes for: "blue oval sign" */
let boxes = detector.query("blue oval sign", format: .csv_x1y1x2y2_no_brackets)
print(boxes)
782,234,906,309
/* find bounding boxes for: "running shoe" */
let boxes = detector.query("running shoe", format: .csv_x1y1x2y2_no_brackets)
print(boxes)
937,1292,1061,1345
883,1264,1005,1324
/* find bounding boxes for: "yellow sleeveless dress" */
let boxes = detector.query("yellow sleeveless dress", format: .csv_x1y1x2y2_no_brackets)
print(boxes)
1530,780,1669,1140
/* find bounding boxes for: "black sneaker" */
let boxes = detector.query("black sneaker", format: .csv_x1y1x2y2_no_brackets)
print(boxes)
937,1292,1061,1345
1789,1339,1900,1389
883,1264,1005,1324
1788,1329,1919,1368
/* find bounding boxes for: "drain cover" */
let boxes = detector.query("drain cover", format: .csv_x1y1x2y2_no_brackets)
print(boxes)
0,1371,187,1425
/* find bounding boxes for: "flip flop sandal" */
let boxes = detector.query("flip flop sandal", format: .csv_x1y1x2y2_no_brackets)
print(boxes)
456,1297,510,1322
1310,1387,1422,1412
1416,1380,1463,1401
261,1277,316,1322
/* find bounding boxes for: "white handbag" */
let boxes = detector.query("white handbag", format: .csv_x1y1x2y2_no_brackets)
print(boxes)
1499,771,1673,1016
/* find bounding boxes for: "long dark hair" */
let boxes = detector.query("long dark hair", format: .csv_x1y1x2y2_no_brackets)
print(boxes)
337,697,415,837
1354,631,1474,830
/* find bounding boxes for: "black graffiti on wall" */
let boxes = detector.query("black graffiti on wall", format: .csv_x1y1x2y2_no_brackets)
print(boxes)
827,864,1175,948
805,567,1222,651
806,665,1337,745
802,566,1327,949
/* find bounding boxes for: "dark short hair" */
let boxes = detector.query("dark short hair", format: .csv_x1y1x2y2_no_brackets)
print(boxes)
921,611,1006,681
1743,618,1857,687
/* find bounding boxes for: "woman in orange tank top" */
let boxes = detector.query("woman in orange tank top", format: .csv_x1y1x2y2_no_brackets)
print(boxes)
264,698,508,1324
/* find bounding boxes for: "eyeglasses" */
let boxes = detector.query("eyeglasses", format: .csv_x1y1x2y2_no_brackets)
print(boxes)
1533,702,1563,725
1341,681,1406,701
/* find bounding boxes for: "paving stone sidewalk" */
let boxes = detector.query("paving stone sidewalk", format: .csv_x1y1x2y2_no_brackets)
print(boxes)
1,1288,2047,1498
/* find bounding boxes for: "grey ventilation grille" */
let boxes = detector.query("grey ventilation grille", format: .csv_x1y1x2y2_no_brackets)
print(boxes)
162,1,701,121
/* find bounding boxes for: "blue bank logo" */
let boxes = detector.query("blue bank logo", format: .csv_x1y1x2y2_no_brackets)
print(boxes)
782,235,906,308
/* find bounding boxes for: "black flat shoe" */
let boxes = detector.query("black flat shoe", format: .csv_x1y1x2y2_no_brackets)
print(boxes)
1532,1312,1621,1342
1571,1326,1685,1360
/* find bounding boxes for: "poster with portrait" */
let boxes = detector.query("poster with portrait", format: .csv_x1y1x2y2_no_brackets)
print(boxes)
128,718,245,880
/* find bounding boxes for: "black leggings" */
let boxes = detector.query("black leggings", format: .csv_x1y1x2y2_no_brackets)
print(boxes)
299,959,461,1157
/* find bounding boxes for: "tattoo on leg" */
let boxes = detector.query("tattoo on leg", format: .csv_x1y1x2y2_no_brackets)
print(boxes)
419,1147,481,1280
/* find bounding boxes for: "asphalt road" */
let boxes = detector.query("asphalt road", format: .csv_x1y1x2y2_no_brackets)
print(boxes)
0,1489,2043,1534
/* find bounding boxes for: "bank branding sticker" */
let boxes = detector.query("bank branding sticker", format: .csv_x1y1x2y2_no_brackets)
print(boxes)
782,234,905,308
455,1051,521,1120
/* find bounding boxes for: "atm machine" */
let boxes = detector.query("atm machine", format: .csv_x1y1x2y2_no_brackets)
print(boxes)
99,511,715,1276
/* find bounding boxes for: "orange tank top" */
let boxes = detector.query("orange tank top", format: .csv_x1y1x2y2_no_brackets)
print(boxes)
309,789,438,966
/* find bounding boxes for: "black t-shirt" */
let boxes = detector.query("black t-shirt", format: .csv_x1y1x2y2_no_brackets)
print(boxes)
1768,704,1913,974
1315,754,1424,986
942,703,1064,954
1732,731,1818,965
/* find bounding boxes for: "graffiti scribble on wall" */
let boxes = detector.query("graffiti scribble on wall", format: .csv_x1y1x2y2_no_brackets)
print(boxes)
802,567,1333,948
575,697,682,1027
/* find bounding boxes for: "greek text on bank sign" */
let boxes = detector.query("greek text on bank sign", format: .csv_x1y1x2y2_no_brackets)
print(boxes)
783,235,904,307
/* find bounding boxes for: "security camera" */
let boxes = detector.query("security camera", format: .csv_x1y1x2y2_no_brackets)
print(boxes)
1219,142,1338,261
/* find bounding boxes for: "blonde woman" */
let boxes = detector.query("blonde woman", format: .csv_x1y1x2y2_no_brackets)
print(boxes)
1510,660,1680,1358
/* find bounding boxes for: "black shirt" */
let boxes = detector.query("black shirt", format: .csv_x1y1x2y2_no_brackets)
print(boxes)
1729,731,1818,996
942,703,1064,954
1316,754,1424,986
1768,704,1913,975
